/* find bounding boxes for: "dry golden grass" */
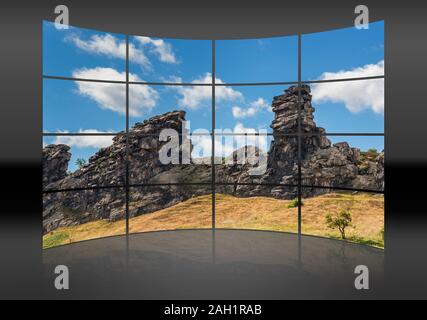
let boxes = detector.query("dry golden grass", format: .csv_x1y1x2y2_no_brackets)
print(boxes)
128,195,213,232
300,192,384,245
42,220,126,249
215,194,298,232
43,192,384,249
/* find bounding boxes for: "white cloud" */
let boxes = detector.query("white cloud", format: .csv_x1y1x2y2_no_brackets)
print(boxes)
52,130,114,149
72,67,159,117
134,36,177,63
67,33,150,69
175,73,243,110
311,60,384,114
232,97,270,119
251,98,270,109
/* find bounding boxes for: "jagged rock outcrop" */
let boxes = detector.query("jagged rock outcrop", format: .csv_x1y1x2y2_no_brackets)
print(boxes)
43,144,71,187
264,85,383,195
215,85,384,198
43,85,384,233
43,111,191,192
43,111,210,233
352,150,384,191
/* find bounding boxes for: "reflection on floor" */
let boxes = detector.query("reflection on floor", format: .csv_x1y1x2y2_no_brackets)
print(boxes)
42,230,384,299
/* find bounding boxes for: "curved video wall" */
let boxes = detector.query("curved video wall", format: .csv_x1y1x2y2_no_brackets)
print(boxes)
42,20,384,249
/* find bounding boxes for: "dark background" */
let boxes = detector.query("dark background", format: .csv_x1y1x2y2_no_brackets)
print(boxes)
0,0,426,299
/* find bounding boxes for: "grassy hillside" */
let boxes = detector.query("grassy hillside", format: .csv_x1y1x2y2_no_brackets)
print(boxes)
43,192,384,249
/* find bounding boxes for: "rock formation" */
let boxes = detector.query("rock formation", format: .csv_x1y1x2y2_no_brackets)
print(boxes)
43,111,210,233
43,144,71,187
266,85,384,193
43,85,384,233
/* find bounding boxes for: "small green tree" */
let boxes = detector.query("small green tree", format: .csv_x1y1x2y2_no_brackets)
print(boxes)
75,158,87,169
325,210,352,239
288,198,304,208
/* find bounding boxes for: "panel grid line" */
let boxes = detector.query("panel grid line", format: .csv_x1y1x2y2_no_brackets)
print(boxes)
125,35,130,236
297,33,302,238
42,132,385,137
42,182,384,195
42,74,384,87
212,39,216,230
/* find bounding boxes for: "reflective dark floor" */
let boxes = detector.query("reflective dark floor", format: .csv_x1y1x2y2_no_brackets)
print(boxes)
42,229,384,299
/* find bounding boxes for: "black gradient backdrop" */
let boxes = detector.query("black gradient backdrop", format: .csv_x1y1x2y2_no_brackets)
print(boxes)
0,0,426,299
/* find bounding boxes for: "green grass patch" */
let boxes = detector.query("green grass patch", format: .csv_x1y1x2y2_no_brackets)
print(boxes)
43,231,70,249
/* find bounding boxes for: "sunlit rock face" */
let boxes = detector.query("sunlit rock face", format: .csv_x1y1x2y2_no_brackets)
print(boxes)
42,85,384,233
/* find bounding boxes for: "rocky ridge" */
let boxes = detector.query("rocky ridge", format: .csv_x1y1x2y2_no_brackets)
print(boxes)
43,144,71,187
43,85,384,233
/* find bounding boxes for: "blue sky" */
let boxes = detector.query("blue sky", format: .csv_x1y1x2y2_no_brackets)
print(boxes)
216,36,298,83
43,21,384,172
302,21,384,80
129,36,211,83
43,22,126,80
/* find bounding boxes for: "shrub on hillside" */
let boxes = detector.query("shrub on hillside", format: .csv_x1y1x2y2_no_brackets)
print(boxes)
288,198,304,208
325,210,352,239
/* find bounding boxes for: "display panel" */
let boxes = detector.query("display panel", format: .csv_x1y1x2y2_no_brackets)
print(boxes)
215,186,298,233
217,36,298,83
129,36,212,83
43,21,126,80
302,21,384,81
42,20,384,248
129,84,212,132
215,85,281,134
301,188,384,248
301,135,384,191
214,134,273,185
42,188,126,249
129,133,212,185
300,79,384,133
43,134,123,190
43,79,125,133
128,185,212,234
